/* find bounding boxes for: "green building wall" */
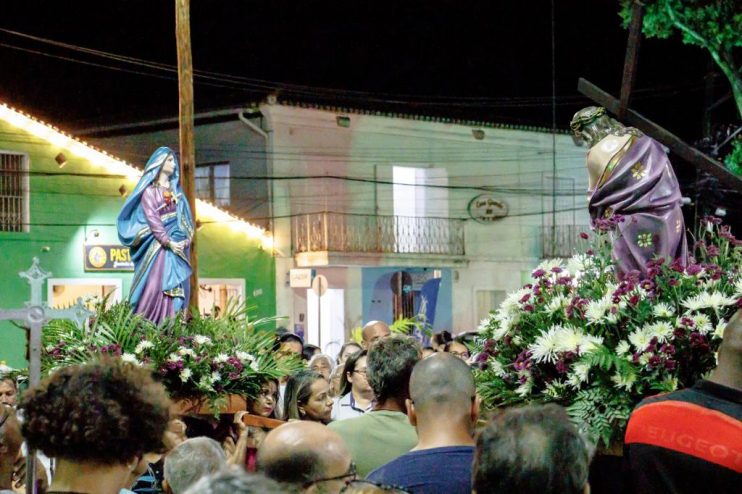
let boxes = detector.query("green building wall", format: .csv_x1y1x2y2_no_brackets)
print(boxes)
0,119,276,369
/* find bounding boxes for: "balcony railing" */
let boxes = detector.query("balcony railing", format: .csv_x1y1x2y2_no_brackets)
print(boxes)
293,212,465,256
541,224,591,258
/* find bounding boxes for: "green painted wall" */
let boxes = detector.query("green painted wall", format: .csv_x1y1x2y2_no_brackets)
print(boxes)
0,119,276,369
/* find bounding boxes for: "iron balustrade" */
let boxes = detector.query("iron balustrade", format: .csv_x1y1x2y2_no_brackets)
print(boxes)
293,212,465,256
542,224,592,258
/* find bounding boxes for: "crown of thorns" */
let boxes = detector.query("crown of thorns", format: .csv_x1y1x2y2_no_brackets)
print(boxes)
570,107,606,134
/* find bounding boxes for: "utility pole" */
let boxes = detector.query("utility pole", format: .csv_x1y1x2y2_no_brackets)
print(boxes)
175,0,198,308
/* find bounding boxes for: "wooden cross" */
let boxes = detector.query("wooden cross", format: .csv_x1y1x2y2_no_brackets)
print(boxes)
0,257,92,494
0,257,92,386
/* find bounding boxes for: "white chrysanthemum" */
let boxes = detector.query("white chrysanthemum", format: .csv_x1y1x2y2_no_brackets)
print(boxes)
611,371,636,391
647,321,674,342
567,254,593,276
135,340,154,354
639,353,652,366
235,351,256,362
652,303,675,318
45,345,55,352
682,291,737,311
249,360,259,372
492,313,515,341
585,295,612,324
628,327,652,351
714,320,727,339
179,368,192,382
177,348,197,358
210,371,221,383
198,377,214,391
537,258,564,273
489,359,507,377
214,353,229,363
193,335,212,345
691,314,713,335
121,353,139,365
567,362,591,388
556,327,603,355
545,295,569,314
529,327,562,364
515,379,533,398
478,314,496,332
734,277,742,296
167,353,182,363
512,335,523,346
500,288,532,316
615,340,631,356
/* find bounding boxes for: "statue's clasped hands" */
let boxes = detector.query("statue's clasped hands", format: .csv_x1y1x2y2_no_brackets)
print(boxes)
169,239,186,256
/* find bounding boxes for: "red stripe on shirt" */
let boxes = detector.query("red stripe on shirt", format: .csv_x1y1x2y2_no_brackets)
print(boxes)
625,400,742,473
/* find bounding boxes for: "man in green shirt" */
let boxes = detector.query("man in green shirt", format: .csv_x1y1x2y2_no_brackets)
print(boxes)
329,335,420,477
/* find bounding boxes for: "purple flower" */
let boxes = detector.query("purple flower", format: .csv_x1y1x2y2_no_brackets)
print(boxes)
579,232,589,240
660,344,676,355
586,249,595,256
523,304,535,313
640,279,655,291
647,267,661,279
629,294,640,306
532,269,547,278
557,276,573,286
555,360,569,374
664,359,677,371
668,278,680,287
686,264,702,276
519,293,532,304
476,353,489,364
551,267,563,274
706,245,720,257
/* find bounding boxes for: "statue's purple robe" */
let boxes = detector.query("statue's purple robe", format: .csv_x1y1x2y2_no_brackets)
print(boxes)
588,135,688,279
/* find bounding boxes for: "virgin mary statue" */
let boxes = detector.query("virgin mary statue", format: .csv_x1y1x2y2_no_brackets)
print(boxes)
117,147,194,323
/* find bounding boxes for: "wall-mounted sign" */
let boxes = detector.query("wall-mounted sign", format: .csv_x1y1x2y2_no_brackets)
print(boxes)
467,195,508,224
290,268,315,288
84,244,134,272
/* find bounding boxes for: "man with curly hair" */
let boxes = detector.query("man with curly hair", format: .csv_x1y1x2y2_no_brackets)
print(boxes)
19,357,171,494
329,335,420,477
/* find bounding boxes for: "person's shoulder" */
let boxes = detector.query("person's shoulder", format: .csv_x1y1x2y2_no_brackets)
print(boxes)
329,412,368,431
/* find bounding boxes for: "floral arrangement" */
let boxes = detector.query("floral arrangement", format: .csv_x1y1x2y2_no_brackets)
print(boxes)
42,301,300,410
474,217,741,447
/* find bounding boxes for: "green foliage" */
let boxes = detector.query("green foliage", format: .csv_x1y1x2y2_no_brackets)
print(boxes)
724,138,742,175
475,218,740,449
619,0,742,119
42,300,301,409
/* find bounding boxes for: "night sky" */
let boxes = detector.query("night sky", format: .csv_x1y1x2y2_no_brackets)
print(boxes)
1,0,730,138
1,0,739,227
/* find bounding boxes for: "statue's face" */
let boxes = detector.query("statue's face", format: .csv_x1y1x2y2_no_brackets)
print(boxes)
161,155,176,176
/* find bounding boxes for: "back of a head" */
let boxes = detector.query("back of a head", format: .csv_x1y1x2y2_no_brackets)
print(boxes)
367,336,420,402
257,421,348,487
473,404,591,494
409,353,474,420
18,357,170,465
183,467,286,494
165,436,227,494
0,404,22,468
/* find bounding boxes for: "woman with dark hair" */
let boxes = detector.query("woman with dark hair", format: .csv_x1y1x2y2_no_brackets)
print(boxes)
444,336,471,362
282,370,333,424
240,379,280,471
19,358,171,494
337,342,362,366
332,350,373,421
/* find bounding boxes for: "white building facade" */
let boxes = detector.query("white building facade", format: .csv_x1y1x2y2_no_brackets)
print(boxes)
87,100,590,350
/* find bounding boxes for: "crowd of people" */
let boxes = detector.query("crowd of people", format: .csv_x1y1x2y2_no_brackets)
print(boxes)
1,312,740,494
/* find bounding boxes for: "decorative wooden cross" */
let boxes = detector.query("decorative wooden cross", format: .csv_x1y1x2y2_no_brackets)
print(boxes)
0,257,92,386
0,257,92,494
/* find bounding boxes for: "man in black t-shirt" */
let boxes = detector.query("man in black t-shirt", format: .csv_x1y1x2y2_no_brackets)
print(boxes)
624,309,742,492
